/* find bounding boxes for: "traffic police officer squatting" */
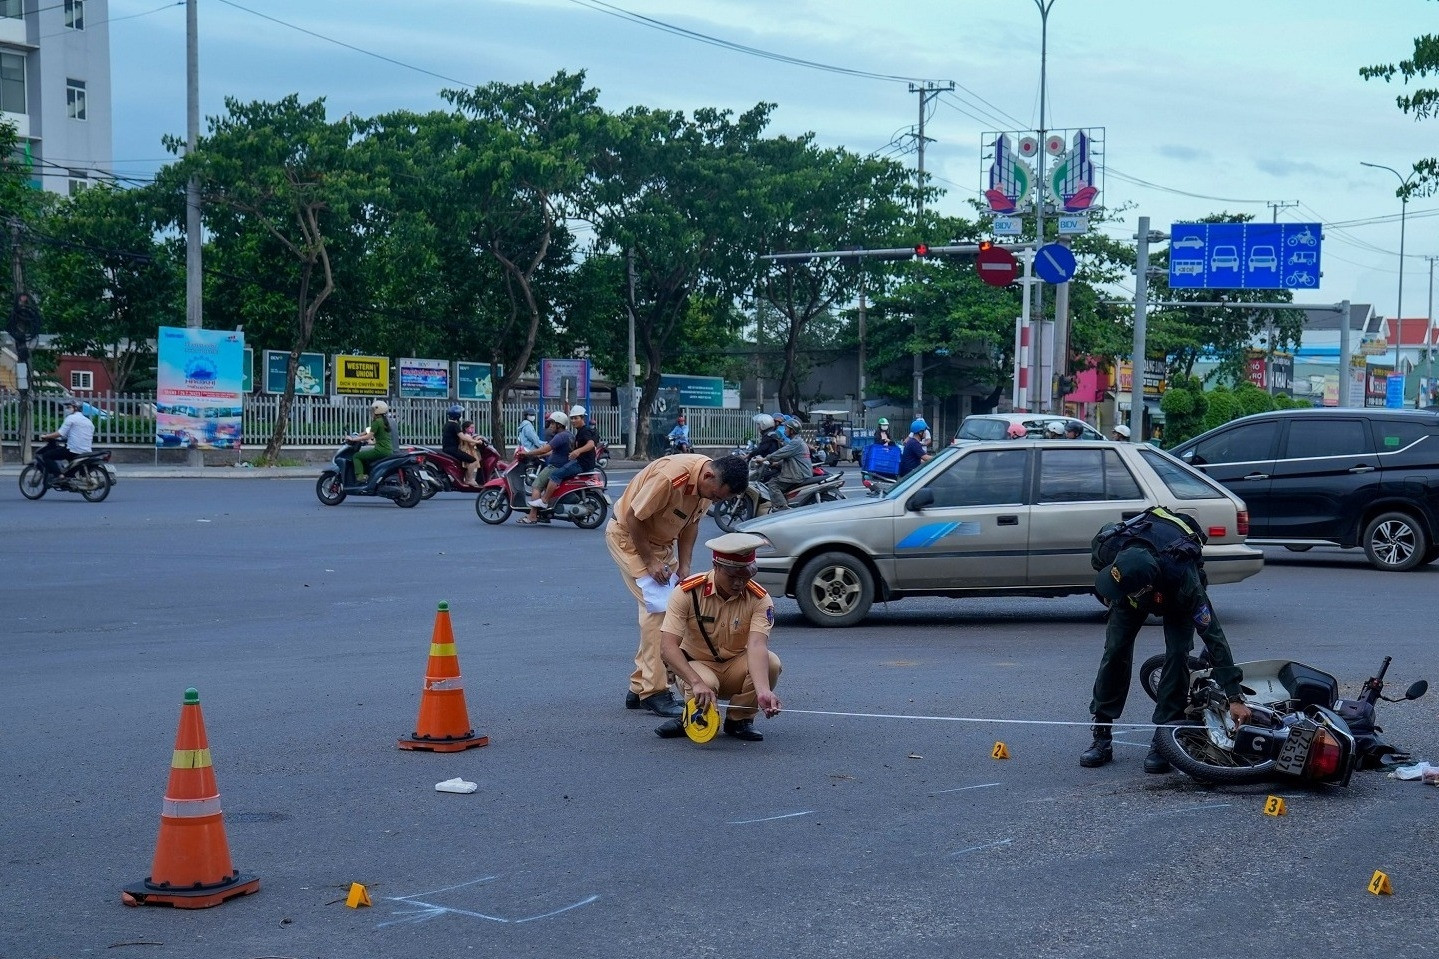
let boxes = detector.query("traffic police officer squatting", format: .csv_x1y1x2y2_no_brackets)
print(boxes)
655,532,783,742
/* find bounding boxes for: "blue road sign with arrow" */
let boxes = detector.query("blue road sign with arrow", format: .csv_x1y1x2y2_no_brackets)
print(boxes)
1168,222,1321,290
1033,243,1077,284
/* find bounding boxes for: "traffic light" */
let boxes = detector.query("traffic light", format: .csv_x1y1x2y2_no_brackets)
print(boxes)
914,243,929,258
1057,374,1077,397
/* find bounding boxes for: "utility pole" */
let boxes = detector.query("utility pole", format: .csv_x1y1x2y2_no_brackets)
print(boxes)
625,247,637,457
1029,0,1058,412
1267,200,1298,223
908,80,953,419
10,219,32,461
1426,256,1437,405
1129,216,1154,442
857,284,867,421
185,0,201,330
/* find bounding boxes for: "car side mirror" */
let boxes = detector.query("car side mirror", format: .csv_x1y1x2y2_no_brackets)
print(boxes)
907,489,934,512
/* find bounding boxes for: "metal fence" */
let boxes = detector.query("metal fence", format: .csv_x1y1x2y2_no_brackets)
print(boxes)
1,391,768,452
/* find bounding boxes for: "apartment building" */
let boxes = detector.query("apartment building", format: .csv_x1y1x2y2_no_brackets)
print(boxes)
0,0,111,195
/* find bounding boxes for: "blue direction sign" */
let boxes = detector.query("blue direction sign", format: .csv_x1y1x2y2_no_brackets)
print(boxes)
1168,222,1321,290
1033,243,1077,284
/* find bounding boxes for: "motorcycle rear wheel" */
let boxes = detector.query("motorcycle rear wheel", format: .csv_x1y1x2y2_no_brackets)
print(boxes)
1139,653,1210,702
392,471,424,508
1152,720,1277,785
713,494,744,532
315,471,346,506
19,465,46,500
573,490,608,530
475,487,512,525
78,463,112,502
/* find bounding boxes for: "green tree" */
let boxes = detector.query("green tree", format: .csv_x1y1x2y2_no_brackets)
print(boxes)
1361,25,1439,194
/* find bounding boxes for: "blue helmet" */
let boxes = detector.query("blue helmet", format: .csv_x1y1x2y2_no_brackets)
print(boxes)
446,404,463,420
910,418,928,434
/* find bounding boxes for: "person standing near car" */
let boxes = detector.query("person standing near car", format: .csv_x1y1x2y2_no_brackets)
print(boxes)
38,398,94,477
608,453,750,718
1083,516,1252,773
898,418,931,476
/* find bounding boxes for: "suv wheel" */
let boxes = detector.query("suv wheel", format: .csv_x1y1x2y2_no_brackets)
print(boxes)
795,552,874,627
1363,511,1428,572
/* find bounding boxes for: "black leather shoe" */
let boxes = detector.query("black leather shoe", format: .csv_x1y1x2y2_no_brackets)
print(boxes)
724,718,764,742
655,718,685,739
1143,745,1172,774
1079,737,1113,768
639,691,683,718
625,690,641,710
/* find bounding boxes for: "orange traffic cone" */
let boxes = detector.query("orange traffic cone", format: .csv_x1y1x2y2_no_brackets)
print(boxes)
122,688,260,909
398,602,489,752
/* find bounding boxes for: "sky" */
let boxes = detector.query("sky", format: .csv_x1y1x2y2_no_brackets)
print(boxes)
104,0,1438,318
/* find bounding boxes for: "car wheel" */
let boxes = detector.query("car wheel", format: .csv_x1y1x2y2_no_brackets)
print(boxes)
795,552,874,627
1424,545,1439,566
1363,511,1427,572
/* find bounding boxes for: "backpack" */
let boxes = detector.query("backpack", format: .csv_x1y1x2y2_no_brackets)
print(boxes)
382,411,399,444
1090,505,1207,580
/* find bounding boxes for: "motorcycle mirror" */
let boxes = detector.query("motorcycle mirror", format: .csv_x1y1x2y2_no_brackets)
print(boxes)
1404,680,1428,701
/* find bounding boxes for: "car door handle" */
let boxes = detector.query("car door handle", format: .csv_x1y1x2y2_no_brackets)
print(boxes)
1241,472,1269,481
1348,465,1376,474
997,515,1019,526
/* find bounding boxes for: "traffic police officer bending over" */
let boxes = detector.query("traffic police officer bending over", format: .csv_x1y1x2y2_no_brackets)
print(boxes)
1084,507,1252,773
655,533,783,743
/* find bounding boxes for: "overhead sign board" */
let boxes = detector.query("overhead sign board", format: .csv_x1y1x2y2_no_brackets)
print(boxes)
992,215,1023,236
976,245,1019,287
1033,243,1077,284
1168,222,1321,290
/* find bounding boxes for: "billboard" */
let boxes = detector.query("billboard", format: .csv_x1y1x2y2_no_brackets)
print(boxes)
398,358,451,398
456,362,496,401
334,355,390,396
540,358,589,402
155,326,245,450
264,350,325,395
659,373,724,408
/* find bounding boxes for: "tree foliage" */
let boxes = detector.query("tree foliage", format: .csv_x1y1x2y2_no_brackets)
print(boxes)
1361,23,1439,195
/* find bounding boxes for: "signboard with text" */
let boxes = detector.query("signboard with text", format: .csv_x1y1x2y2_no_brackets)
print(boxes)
659,373,724,408
264,350,325,395
398,358,451,398
456,362,496,401
334,355,390,396
540,358,590,402
155,326,245,450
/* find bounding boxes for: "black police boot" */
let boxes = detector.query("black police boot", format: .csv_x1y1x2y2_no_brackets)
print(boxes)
1143,740,1173,774
1079,722,1114,768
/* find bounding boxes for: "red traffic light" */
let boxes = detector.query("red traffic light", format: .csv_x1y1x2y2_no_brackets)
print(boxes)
978,241,993,252
913,243,929,257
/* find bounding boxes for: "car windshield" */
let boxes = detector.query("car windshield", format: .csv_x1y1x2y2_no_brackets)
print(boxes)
1139,446,1229,499
878,445,960,497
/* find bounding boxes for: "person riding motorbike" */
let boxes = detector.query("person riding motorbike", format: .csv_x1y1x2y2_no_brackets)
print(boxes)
758,416,813,510
353,400,395,482
38,398,95,478
747,413,782,463
1006,423,1028,439
520,411,572,523
898,418,931,477
667,414,692,453
872,417,893,446
516,407,542,453
441,404,479,485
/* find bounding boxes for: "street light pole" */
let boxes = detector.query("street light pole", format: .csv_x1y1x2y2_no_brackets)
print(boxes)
1361,161,1415,398
1029,0,1058,411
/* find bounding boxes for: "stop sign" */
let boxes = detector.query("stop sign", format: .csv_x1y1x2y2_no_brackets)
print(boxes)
976,245,1019,287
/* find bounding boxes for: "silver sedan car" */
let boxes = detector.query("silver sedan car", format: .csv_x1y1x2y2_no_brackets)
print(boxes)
742,439,1264,627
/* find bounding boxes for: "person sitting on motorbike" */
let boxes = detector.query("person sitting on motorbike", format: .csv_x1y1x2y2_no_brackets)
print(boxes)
441,404,478,485
758,416,813,511
668,414,692,453
872,417,893,446
516,407,542,454
38,398,94,477
521,411,572,523
534,405,597,508
353,400,394,483
1006,423,1028,439
747,413,782,463
898,418,931,477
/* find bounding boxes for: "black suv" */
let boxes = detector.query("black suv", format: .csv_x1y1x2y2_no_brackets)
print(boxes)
1170,408,1439,571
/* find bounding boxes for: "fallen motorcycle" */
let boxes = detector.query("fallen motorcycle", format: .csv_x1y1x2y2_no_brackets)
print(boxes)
1144,652,1427,786
19,438,116,503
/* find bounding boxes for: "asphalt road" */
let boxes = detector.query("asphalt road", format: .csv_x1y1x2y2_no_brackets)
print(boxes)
4,473,1438,959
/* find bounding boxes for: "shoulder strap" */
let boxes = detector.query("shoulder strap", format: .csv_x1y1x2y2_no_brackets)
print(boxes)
689,588,724,661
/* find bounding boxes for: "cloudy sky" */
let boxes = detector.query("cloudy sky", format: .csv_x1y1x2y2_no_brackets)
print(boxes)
107,0,1436,316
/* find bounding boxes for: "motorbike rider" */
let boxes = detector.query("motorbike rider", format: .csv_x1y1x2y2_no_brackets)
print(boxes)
533,405,597,508
353,400,395,483
898,418,931,477
516,407,543,453
872,417,893,446
747,413,782,463
1084,518,1253,773
667,413,692,453
758,415,813,510
441,404,478,485
520,411,572,523
38,398,94,478
1064,421,1084,440
1006,423,1028,439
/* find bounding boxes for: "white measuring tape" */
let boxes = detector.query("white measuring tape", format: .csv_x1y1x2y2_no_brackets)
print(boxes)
708,701,1181,731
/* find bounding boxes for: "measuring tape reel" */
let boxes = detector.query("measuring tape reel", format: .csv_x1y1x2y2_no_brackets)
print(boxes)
683,697,720,744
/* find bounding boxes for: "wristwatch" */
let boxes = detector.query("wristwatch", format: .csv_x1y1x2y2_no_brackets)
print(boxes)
1226,693,1246,705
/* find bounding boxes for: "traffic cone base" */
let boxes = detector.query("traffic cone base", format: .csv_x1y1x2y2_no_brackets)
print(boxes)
121,871,260,909
398,602,488,751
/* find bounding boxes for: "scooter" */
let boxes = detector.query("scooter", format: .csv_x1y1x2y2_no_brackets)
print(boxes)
474,451,610,529
315,439,426,508
712,461,845,532
19,438,116,503
404,435,504,497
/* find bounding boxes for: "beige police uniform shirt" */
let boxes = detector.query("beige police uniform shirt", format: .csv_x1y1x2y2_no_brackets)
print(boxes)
661,571,774,663
609,454,713,578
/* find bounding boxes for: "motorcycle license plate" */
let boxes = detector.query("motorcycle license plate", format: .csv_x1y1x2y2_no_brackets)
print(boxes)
1274,722,1316,775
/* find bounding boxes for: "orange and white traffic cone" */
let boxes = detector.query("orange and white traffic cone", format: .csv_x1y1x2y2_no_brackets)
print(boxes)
122,688,260,909
398,601,489,752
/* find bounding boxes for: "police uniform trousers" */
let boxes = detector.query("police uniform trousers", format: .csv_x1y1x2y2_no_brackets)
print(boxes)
681,651,782,722
606,521,678,699
1090,591,1230,726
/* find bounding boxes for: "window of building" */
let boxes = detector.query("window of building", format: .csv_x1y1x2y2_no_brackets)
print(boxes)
65,0,85,30
68,168,87,195
0,0,23,20
70,369,94,391
66,78,85,120
0,53,24,114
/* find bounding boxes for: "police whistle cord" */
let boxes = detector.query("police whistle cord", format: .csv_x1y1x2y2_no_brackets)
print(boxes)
708,701,1181,731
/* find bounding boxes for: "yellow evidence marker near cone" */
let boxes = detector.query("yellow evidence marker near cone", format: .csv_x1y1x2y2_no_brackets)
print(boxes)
1368,870,1393,896
991,742,1010,760
1263,795,1288,816
346,882,372,908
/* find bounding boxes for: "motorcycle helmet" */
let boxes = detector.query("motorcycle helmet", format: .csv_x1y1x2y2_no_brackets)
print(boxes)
753,413,776,431
1045,420,1066,437
910,418,928,434
522,407,537,419
548,411,569,427
877,417,889,427
568,404,587,418
786,416,803,432
371,400,389,414
1006,423,1028,439
446,403,463,420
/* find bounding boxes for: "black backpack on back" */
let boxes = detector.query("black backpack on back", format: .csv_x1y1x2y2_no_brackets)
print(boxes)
1090,506,1207,580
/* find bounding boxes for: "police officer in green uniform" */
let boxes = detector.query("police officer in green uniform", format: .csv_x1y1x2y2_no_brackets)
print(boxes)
1084,526,1253,773
353,399,394,482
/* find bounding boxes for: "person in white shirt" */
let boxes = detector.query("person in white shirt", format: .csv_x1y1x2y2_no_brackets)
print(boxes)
39,399,95,476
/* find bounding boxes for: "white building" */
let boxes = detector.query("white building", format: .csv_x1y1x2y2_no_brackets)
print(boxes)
0,0,111,195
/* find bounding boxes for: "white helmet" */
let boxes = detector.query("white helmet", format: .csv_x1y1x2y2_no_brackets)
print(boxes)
548,411,569,427
371,400,389,414
568,404,587,418
1045,420,1066,436
753,413,776,431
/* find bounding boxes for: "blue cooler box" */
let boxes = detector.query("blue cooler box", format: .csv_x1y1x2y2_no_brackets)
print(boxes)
863,444,901,476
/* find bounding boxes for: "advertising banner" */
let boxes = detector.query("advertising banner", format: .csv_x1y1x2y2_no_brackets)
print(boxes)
155,326,245,449
242,347,253,393
398,358,451,398
264,350,325,395
456,362,496,401
540,358,589,402
659,373,724,408
334,355,390,396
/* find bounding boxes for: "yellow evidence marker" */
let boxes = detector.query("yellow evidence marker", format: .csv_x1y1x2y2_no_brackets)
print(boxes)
991,742,1010,760
683,698,720,744
346,882,372,908
1368,870,1393,896
1263,795,1287,816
